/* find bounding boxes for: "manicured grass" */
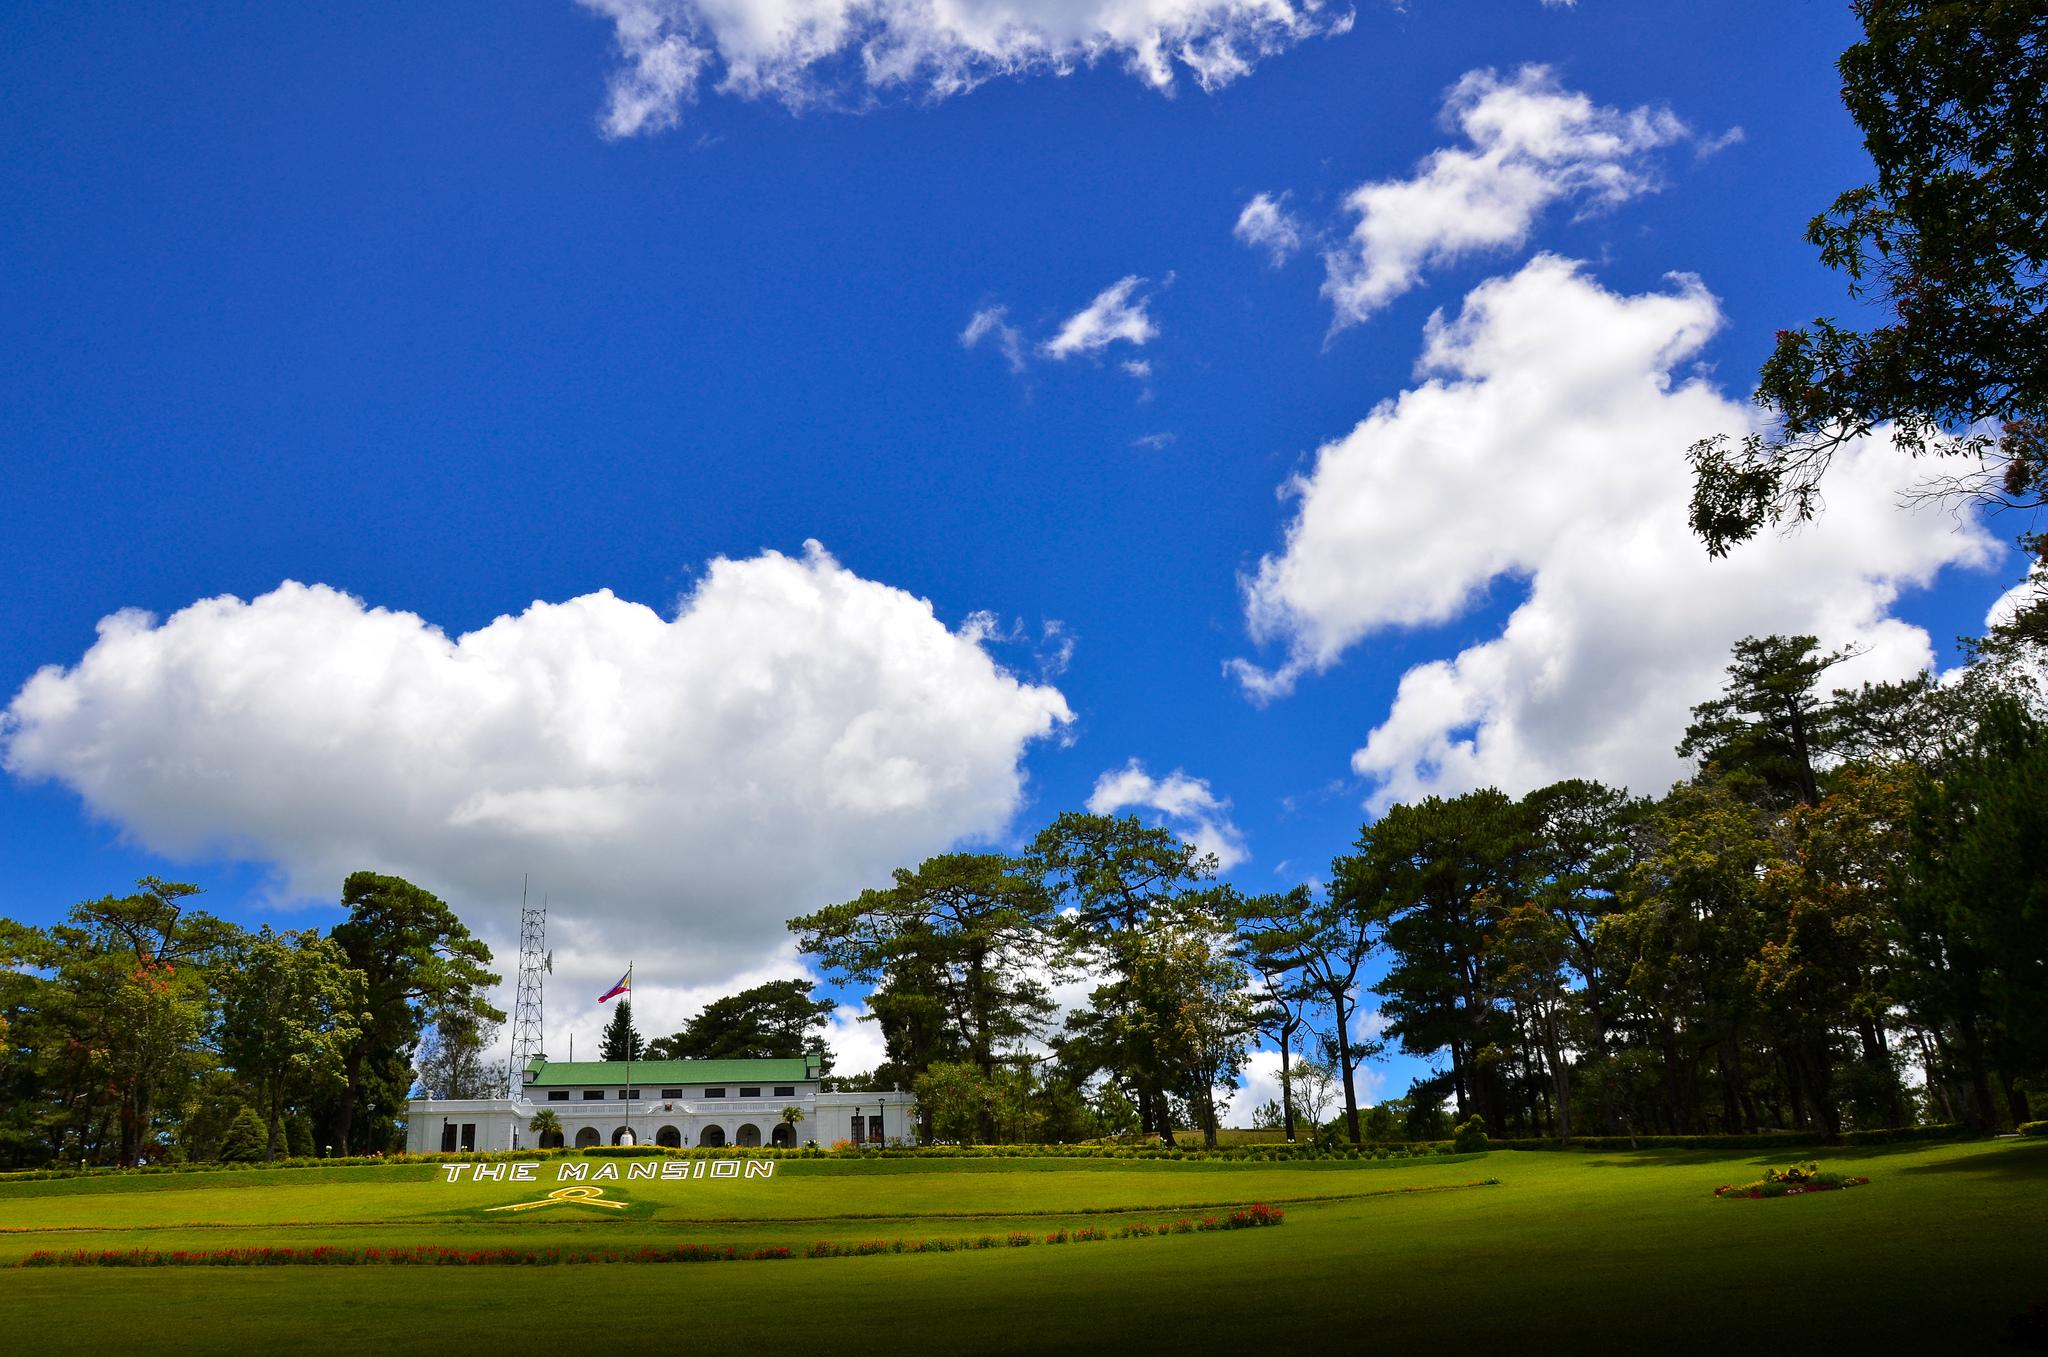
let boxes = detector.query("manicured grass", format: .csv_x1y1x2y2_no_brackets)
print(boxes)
2,1140,2043,1353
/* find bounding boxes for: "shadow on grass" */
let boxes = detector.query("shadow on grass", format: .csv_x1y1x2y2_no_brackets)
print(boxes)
1893,1142,2048,1178
1579,1152,1776,1170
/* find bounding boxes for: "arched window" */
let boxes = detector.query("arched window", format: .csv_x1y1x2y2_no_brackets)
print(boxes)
736,1123,762,1147
699,1124,727,1148
771,1122,795,1148
539,1129,565,1149
655,1125,681,1148
612,1126,636,1145
574,1126,601,1149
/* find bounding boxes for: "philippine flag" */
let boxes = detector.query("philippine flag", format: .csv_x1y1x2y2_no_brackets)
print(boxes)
598,968,631,1004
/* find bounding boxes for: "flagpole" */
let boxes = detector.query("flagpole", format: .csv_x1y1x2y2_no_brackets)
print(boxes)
624,962,634,1148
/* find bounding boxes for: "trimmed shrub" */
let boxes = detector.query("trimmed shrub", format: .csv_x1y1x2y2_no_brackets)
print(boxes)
1452,1116,1489,1153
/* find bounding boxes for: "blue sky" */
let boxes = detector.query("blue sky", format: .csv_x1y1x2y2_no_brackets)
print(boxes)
0,1,2026,1107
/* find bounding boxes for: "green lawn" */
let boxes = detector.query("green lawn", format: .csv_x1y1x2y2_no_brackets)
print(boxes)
2,1139,2043,1354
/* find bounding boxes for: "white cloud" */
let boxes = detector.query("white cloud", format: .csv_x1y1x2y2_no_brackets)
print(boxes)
1132,431,1176,450
823,1000,892,1077
1043,276,1159,360
3,542,1072,987
1232,256,1999,806
961,304,1028,373
1085,758,1247,869
1233,191,1304,267
1320,66,1686,329
575,0,1349,138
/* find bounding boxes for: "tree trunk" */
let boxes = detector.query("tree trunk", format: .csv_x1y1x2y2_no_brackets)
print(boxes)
1331,991,1361,1144
1278,1036,1296,1142
336,1045,363,1156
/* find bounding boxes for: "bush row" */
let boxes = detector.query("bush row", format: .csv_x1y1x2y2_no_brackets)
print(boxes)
1479,1124,1966,1153
15,1205,1287,1270
2017,1121,2047,1138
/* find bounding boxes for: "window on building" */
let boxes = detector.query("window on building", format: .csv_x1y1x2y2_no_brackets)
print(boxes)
773,1086,795,1097
583,1090,605,1100
547,1091,569,1102
849,1115,865,1142
619,1089,640,1099
704,1088,726,1098
440,1123,458,1152
460,1123,477,1152
661,1088,682,1098
740,1087,760,1098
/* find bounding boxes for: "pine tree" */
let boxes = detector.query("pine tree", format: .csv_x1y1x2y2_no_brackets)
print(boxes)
599,999,645,1062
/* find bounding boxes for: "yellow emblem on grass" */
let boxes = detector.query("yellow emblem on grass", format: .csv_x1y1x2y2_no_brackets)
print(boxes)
485,1186,628,1213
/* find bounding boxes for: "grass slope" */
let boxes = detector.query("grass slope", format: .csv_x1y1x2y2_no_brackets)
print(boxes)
2,1140,2043,1354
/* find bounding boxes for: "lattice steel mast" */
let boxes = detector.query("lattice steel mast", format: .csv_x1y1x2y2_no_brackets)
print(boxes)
508,881,550,1095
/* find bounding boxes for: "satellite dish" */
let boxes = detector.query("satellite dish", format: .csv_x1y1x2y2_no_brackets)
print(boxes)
543,951,554,973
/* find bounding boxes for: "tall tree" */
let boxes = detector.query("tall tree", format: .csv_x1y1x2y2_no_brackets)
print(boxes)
1898,697,2048,1127
1108,910,1258,1149
1349,791,1526,1135
794,854,1056,1138
218,927,363,1159
1032,812,1223,1142
1229,886,1319,1142
1687,1,2048,643
1292,883,1381,1145
1678,635,1857,808
414,1013,503,1099
646,979,834,1069
324,872,499,1155
20,880,238,1165
599,998,646,1062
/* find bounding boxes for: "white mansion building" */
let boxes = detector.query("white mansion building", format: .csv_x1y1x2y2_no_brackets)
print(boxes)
405,1055,918,1155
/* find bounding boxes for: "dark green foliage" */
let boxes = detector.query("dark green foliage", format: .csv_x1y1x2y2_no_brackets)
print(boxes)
646,979,833,1070
792,852,1057,1119
1452,1115,1489,1153
598,1000,646,1063
1677,636,1855,807
1687,2,2048,646
324,873,499,1156
215,1107,268,1163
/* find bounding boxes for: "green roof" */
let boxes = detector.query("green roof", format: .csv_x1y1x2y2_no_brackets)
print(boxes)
524,1058,817,1087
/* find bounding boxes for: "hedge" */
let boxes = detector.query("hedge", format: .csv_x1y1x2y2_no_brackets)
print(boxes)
1478,1124,1967,1153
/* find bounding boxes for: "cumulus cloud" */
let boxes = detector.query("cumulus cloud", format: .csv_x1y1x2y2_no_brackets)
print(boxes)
1042,276,1159,360
1231,256,1999,806
961,304,1027,373
1319,65,1686,329
1234,191,1304,267
3,542,1072,990
575,0,1349,137
1086,758,1248,869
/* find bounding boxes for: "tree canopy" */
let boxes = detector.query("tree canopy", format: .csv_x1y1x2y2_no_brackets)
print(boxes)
1688,1,2048,637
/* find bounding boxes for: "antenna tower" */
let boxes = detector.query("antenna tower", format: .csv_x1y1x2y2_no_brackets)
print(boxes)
509,882,549,1094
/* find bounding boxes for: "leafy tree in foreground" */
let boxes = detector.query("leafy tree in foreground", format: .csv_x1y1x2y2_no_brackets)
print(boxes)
1899,698,2048,1126
1688,1,2048,634
1034,812,1226,1143
646,978,834,1070
793,853,1056,1138
324,872,500,1155
218,927,363,1159
25,880,238,1165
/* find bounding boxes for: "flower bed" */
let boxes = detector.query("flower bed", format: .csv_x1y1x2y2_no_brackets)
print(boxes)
14,1204,1285,1269
1713,1162,1869,1199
